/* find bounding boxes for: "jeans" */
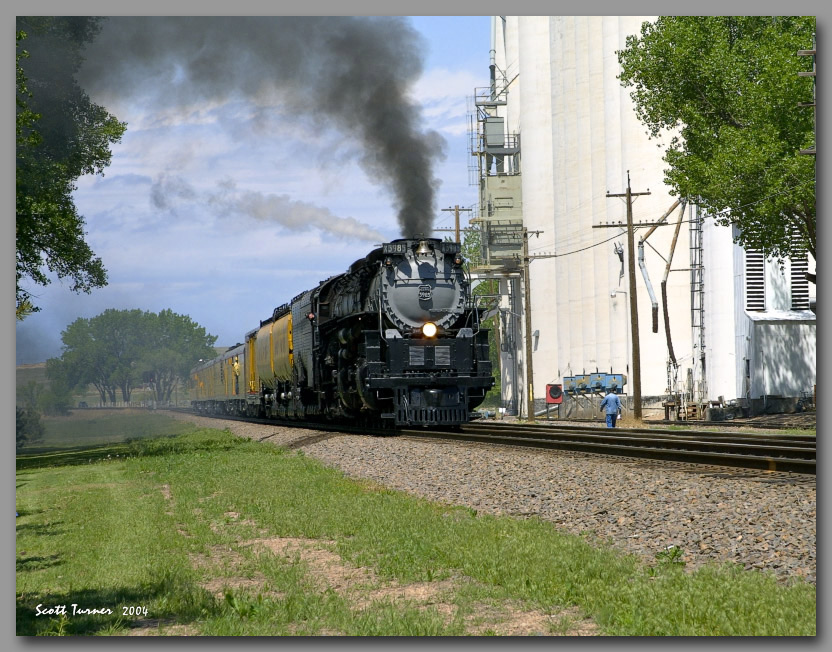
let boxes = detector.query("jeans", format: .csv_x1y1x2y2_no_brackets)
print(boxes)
605,413,617,428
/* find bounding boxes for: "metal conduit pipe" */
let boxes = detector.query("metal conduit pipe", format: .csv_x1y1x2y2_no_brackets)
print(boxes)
638,239,659,333
661,201,686,367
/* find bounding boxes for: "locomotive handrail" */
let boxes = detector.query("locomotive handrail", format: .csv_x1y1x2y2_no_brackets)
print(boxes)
465,265,481,335
378,281,388,343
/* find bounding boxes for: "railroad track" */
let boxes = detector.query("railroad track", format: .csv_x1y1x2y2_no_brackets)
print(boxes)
554,417,816,431
166,409,815,475
401,421,816,475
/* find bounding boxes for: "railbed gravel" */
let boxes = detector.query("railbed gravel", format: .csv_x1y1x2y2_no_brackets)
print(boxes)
169,413,816,585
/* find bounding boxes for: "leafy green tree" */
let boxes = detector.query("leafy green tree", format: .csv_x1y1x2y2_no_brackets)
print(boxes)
617,16,816,274
17,380,44,410
17,407,44,452
15,31,39,149
18,373,73,417
55,309,152,404
139,310,219,404
16,18,127,315
16,31,41,324
57,313,122,404
53,309,217,406
461,228,502,405
39,359,75,415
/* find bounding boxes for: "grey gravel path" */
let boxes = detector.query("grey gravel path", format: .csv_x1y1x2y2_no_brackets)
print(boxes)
169,413,816,585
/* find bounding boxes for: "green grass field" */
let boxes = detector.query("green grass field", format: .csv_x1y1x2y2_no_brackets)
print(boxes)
16,412,816,636
34,410,190,449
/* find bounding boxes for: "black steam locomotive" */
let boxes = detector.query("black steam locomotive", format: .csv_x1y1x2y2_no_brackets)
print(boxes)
190,238,494,427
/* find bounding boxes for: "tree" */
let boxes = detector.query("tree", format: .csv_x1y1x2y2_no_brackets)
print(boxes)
17,407,45,452
17,376,71,417
16,31,41,323
16,18,127,315
460,228,502,405
617,16,816,274
139,310,219,404
40,358,76,415
56,312,126,404
53,309,217,406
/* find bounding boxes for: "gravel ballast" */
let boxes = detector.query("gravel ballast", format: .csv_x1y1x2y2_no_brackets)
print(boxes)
168,413,816,585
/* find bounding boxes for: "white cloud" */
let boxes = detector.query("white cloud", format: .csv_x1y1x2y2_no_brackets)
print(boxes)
412,67,482,137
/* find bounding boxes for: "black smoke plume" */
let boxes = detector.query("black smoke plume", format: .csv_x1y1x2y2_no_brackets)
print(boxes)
75,16,445,237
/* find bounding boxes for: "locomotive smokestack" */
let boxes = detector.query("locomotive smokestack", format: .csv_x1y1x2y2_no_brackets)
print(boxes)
71,17,445,238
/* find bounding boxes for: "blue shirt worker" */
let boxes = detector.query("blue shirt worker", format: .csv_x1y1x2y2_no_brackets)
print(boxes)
600,391,622,428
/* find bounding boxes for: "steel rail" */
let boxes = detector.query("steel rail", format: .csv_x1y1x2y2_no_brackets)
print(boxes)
465,421,816,447
534,416,815,431
166,409,815,475
402,426,815,475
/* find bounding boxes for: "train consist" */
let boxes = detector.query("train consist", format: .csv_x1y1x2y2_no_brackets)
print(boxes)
190,238,494,427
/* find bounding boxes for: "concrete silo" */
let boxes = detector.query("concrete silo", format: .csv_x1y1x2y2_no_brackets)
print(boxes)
472,16,815,420
472,16,691,418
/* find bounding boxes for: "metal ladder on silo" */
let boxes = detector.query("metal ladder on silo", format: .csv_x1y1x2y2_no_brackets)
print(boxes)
689,205,706,405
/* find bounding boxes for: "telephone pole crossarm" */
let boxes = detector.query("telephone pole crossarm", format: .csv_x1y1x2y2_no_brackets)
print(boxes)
441,205,473,243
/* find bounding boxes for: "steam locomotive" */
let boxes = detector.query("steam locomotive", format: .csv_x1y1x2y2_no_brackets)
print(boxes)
190,237,494,427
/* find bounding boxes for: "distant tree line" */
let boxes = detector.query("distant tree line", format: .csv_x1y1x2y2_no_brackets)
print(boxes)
48,309,218,406
17,308,217,450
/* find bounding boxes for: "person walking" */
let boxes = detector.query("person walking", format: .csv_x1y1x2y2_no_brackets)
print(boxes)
600,390,622,428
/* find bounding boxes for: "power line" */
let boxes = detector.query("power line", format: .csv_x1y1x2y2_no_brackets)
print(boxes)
529,231,623,259
529,178,812,260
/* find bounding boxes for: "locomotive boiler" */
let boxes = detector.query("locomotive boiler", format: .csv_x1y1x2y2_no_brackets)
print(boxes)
190,237,494,427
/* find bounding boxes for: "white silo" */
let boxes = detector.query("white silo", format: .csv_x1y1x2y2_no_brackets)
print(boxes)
492,16,697,418
475,16,815,420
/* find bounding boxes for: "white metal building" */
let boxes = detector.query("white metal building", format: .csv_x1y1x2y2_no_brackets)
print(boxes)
472,16,815,419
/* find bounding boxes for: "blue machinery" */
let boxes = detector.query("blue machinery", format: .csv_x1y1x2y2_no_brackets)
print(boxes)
562,373,627,395
544,373,627,419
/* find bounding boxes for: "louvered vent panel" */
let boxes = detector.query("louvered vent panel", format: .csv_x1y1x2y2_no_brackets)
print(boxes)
791,254,810,310
745,250,766,311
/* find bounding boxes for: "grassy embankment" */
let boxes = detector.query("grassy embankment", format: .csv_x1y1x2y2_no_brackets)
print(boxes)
16,412,815,636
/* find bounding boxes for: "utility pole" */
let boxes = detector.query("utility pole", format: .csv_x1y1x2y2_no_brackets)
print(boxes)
606,172,650,420
522,228,542,422
441,206,472,243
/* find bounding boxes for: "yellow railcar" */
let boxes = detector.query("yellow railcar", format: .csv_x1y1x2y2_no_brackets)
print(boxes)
253,311,293,388
190,343,246,415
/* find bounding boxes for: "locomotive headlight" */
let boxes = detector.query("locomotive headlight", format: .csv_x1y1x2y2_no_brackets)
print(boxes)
422,322,438,338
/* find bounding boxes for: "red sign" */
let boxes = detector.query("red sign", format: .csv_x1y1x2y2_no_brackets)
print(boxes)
546,384,563,404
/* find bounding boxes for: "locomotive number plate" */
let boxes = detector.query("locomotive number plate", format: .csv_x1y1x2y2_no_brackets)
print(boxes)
418,284,432,300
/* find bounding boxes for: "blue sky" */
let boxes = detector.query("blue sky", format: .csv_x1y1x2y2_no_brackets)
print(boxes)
15,16,492,364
